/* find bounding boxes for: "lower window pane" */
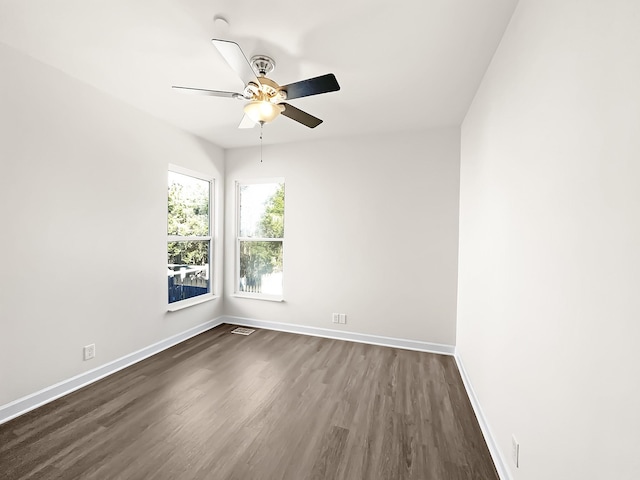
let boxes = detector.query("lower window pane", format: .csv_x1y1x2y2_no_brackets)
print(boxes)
168,240,210,303
239,241,283,296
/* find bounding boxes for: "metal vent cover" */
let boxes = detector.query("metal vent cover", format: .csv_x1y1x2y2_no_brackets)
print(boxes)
231,327,255,336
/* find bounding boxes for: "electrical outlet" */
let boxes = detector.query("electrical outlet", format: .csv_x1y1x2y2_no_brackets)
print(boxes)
83,344,95,361
512,435,520,468
333,313,347,324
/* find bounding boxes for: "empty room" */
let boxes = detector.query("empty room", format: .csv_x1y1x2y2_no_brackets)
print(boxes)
1,1,639,479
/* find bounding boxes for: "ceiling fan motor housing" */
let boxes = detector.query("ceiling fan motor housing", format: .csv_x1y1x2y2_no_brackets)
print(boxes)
258,76,286,100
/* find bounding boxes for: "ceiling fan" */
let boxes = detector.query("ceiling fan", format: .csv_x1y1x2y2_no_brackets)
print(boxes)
173,39,340,129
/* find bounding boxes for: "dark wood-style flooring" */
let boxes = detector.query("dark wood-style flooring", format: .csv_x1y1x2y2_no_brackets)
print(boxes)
0,324,498,479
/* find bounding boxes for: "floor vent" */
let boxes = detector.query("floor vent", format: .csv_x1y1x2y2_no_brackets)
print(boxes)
231,327,255,336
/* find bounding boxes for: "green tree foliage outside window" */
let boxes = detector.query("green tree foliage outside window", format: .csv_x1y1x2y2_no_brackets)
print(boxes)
168,173,210,266
239,183,284,294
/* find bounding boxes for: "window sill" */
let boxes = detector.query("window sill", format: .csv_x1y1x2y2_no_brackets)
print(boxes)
167,295,218,312
232,293,284,303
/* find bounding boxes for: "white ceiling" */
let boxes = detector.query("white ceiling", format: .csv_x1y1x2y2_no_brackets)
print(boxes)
0,0,518,149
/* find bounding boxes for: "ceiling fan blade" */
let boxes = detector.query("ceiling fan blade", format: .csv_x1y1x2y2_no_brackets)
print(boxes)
212,39,259,87
280,103,323,128
280,73,340,100
238,115,256,129
172,86,242,98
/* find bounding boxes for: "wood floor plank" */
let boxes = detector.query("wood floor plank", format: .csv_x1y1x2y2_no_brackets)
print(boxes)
0,324,498,479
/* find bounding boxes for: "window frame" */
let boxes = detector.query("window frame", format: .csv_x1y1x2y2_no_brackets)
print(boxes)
234,178,285,302
167,164,216,311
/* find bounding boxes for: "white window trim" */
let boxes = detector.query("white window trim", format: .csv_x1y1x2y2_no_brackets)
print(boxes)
167,294,219,312
235,179,285,301
167,164,216,310
231,293,284,302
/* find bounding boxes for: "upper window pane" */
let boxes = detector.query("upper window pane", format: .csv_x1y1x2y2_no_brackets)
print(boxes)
239,183,284,238
168,172,210,236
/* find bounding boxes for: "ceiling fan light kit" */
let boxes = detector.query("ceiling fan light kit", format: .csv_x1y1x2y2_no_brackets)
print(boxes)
172,38,340,129
244,100,284,124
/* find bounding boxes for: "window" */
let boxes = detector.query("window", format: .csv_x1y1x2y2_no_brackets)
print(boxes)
236,180,285,300
167,167,213,305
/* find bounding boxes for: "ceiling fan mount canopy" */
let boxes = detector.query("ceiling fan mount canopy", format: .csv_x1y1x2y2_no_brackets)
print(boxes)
172,38,340,129
250,55,276,77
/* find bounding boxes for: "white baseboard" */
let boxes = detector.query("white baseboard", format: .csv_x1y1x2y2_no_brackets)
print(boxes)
0,317,224,425
221,315,456,355
455,353,512,480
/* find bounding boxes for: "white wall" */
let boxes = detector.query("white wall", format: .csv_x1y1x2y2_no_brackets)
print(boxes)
224,129,460,345
458,1,640,479
0,42,225,407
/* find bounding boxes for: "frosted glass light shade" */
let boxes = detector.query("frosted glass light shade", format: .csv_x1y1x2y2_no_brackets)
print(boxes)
243,101,282,124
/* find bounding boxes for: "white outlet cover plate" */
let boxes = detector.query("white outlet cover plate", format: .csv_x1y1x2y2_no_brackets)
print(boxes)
83,344,95,360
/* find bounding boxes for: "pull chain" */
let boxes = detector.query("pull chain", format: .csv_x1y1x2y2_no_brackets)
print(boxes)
260,122,264,163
